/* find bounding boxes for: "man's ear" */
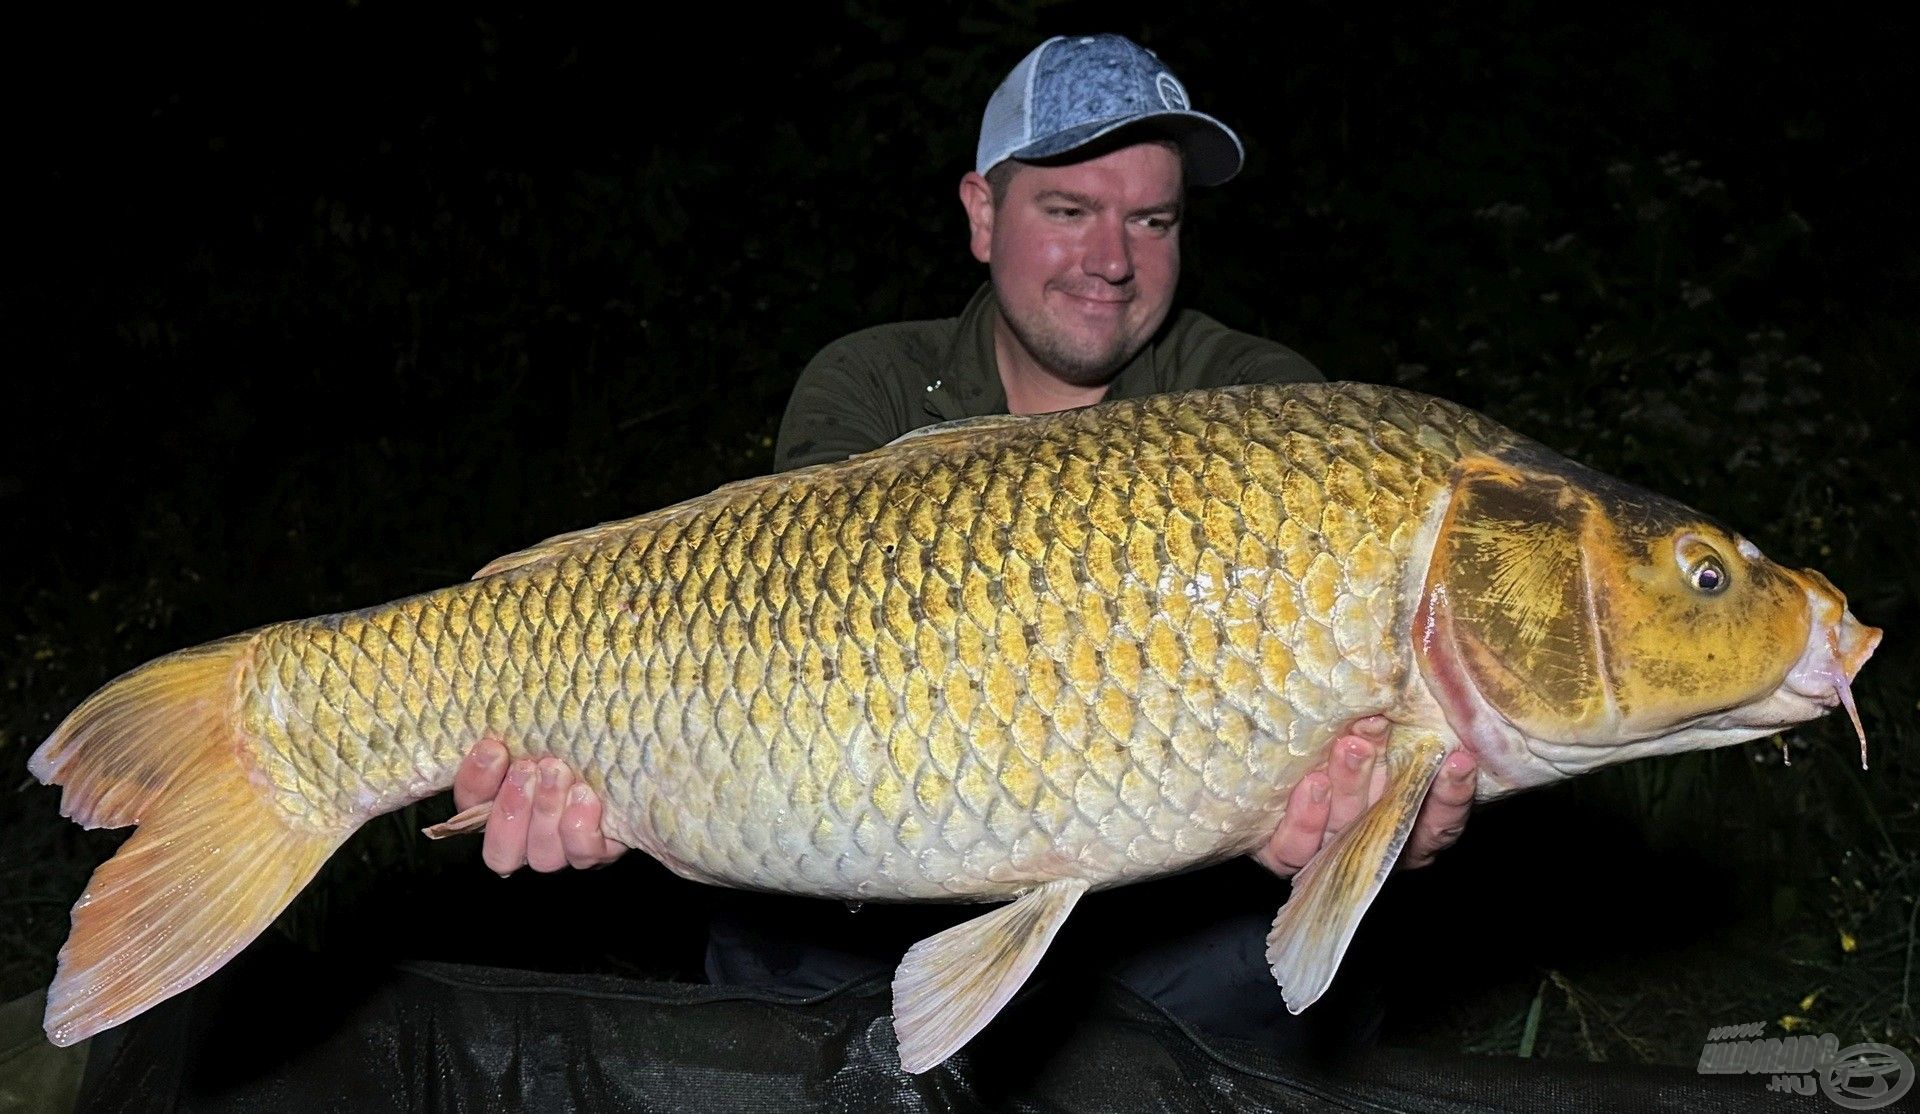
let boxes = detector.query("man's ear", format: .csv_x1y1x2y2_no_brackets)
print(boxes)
958,172,995,264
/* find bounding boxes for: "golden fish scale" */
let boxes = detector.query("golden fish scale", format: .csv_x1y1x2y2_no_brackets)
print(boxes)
234,384,1504,899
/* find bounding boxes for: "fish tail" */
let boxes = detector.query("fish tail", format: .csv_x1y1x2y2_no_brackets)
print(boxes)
29,634,352,1047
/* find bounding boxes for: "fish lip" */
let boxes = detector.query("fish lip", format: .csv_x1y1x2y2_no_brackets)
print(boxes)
1783,610,1880,704
1782,676,1842,705
1838,618,1884,677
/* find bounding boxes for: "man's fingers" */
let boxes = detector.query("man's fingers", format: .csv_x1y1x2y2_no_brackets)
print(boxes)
1323,736,1378,841
525,758,573,873
1254,771,1332,878
1269,733,1476,875
1348,714,1390,744
560,783,628,870
481,759,537,875
462,747,628,876
452,738,510,811
1402,750,1478,870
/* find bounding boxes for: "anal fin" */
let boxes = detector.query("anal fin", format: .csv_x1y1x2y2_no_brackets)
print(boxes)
890,877,1088,1074
1266,730,1449,1013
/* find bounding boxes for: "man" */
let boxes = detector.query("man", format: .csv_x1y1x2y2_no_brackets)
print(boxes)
457,32,1476,1038
774,34,1317,470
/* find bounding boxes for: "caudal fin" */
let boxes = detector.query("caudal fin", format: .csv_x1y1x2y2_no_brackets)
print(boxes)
30,635,352,1046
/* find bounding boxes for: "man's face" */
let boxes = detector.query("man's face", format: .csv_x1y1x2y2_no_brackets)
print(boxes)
965,142,1184,386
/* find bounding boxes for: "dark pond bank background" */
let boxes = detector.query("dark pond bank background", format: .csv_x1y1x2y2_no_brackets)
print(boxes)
4,2,1915,1065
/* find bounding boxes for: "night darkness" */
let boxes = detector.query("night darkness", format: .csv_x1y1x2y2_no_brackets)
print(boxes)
5,0,1917,1089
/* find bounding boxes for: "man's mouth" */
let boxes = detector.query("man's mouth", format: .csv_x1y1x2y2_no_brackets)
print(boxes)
1055,287,1132,307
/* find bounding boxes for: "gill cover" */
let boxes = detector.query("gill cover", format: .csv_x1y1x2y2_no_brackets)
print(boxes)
1422,451,1813,745
1422,459,1610,742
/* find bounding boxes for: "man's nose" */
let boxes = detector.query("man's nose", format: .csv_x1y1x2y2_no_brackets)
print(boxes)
1082,217,1132,283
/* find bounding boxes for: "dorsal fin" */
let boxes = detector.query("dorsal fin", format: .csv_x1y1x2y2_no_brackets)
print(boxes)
471,519,647,579
883,413,1034,450
474,417,1034,580
470,470,807,580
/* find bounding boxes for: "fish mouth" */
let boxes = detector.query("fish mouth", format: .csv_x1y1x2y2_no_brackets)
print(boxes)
1779,569,1881,767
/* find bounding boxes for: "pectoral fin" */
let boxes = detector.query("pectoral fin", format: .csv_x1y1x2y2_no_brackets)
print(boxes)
1266,731,1449,1012
890,877,1089,1074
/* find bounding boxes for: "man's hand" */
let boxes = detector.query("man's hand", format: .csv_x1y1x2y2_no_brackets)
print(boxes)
1250,716,1477,878
452,740,629,875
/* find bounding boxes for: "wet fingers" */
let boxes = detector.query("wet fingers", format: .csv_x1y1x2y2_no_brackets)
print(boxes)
1323,736,1378,843
482,759,537,875
452,738,510,812
525,758,574,873
560,784,627,869
1402,750,1477,870
1255,772,1332,878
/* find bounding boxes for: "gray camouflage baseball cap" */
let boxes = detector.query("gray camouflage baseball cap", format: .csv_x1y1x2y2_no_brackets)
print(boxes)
976,34,1244,186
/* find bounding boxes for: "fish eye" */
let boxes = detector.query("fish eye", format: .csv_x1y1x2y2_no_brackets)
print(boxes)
1690,557,1728,593
1676,536,1732,595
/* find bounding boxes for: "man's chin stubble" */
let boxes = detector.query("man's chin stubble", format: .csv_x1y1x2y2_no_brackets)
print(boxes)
1010,321,1135,386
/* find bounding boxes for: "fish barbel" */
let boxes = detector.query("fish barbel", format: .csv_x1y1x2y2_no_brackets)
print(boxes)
31,382,1880,1070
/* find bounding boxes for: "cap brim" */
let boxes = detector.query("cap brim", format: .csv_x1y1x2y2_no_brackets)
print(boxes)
1009,111,1245,187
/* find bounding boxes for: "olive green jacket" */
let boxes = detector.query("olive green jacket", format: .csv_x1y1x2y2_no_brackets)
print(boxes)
773,284,1322,471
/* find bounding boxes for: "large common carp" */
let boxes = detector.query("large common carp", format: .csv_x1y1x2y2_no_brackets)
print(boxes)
32,382,1878,1071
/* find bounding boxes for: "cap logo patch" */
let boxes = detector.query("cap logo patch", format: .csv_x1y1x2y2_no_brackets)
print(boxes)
1155,73,1189,111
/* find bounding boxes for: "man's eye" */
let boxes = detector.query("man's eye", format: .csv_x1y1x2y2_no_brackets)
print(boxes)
1048,207,1082,218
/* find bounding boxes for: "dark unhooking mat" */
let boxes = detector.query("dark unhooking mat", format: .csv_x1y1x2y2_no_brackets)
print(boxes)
67,943,1809,1113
